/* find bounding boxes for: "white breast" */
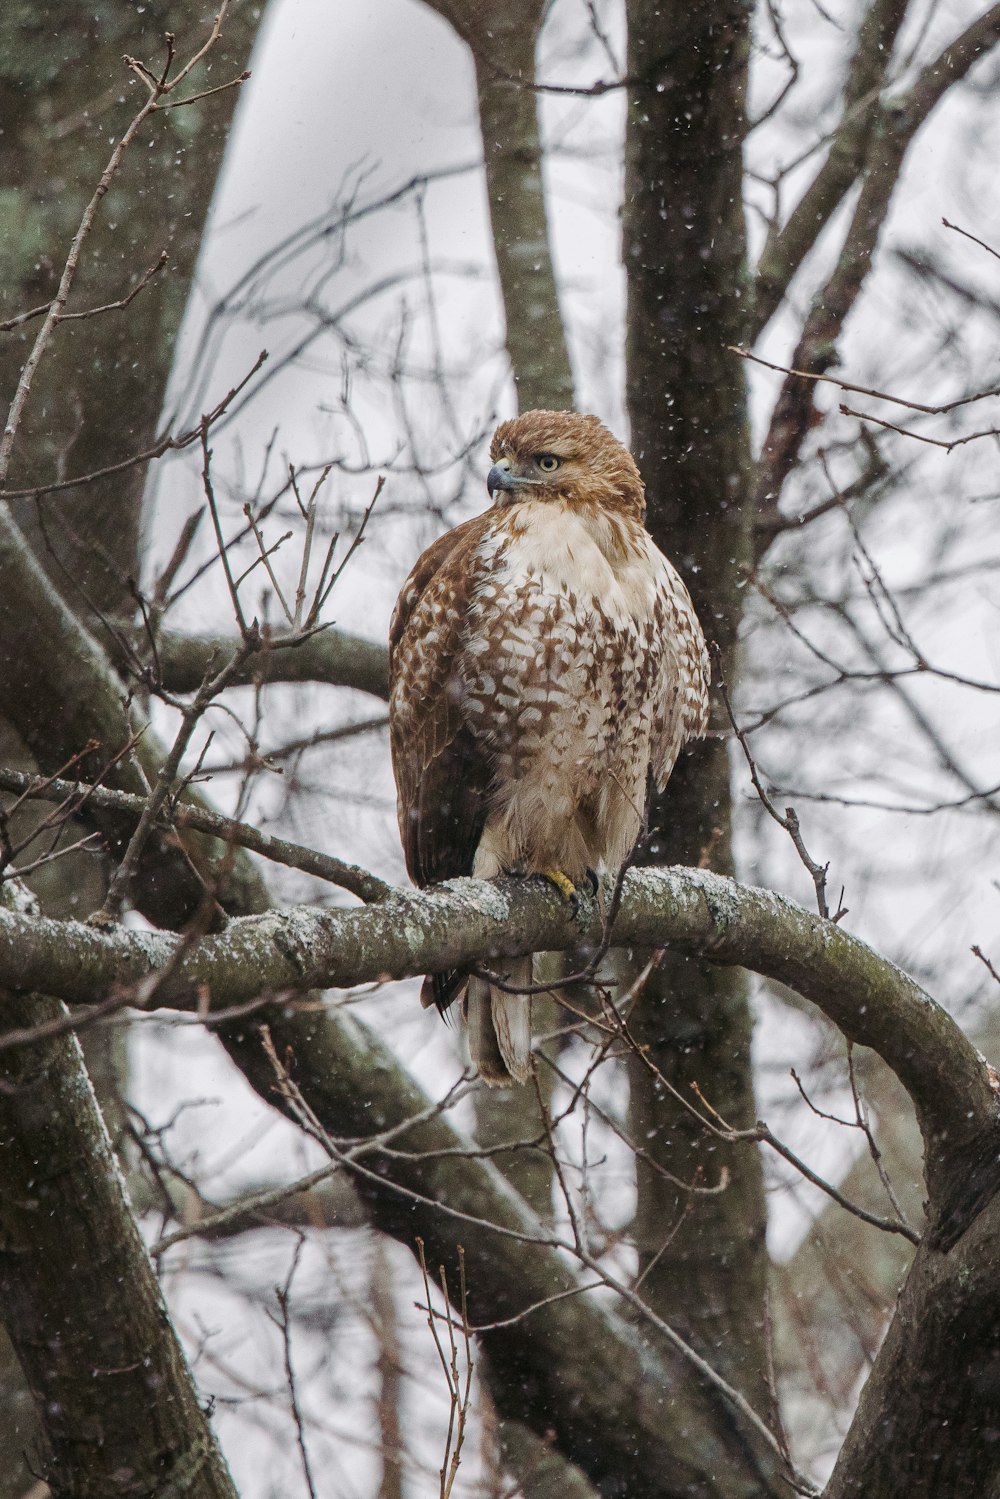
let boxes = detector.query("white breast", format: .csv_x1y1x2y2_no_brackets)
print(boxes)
460,501,683,879
488,501,660,627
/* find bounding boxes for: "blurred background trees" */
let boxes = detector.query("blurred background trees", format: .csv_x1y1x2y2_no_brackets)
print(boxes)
3,0,1000,1494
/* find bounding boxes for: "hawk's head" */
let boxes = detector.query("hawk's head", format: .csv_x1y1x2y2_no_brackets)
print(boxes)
487,410,645,519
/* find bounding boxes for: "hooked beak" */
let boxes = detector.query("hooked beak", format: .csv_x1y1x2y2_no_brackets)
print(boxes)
487,460,517,498
487,458,536,499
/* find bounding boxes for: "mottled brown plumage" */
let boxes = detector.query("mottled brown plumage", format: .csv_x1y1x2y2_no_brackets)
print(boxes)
389,410,709,1083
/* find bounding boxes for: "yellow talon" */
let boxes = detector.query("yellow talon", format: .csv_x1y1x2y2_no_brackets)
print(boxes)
539,867,578,903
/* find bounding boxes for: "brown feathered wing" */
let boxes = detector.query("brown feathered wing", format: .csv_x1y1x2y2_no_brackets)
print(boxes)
388,514,495,1014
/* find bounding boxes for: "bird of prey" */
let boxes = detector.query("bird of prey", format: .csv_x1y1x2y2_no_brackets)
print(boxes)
389,410,709,1084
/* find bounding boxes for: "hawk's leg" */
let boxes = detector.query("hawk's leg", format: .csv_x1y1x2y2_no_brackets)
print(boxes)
508,866,589,914
538,867,578,903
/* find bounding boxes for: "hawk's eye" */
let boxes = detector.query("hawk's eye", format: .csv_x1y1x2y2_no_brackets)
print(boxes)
536,453,561,473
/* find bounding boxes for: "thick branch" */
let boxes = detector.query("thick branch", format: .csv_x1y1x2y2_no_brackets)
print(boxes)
425,0,575,410
0,902,237,1497
152,625,390,700
0,867,992,1188
756,4,1000,505
824,1199,1000,1498
752,0,910,337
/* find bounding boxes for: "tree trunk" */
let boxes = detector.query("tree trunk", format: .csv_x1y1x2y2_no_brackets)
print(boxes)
622,0,769,1413
0,2,263,1472
422,0,574,412
0,975,238,1497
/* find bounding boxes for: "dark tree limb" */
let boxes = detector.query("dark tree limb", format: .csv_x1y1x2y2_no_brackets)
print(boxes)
0,867,992,1192
752,0,911,338
824,1202,1000,1499
425,0,575,411
755,3,1000,508
0,907,237,1499
622,0,770,1410
151,625,390,701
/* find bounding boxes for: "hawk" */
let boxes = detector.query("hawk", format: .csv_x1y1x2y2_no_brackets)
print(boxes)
389,410,709,1084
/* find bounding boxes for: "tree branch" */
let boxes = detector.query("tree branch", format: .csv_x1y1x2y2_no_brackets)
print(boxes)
824,1197,1000,1498
0,765,389,903
0,867,992,1192
424,0,575,410
752,0,911,337
0,911,237,1499
755,3,1000,506
151,624,390,700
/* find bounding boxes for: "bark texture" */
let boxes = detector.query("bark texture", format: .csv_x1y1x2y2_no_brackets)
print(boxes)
0,0,258,610
824,1205,1000,1499
0,4,262,1477
423,0,575,412
622,0,769,1411
0,901,237,1498
0,867,993,1177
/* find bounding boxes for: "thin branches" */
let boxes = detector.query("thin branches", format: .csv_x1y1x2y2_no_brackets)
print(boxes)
752,2,1000,508
270,1239,319,1499
72,386,386,921
416,1240,474,1499
0,349,269,503
0,765,389,904
712,644,845,922
0,251,168,334
752,1,1000,337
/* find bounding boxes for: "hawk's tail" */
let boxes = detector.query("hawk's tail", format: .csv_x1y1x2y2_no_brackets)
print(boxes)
465,958,533,1086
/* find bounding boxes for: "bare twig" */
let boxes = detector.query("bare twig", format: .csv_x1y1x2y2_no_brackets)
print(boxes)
846,1043,911,1226
416,1240,474,1499
150,1161,347,1257
711,644,844,922
730,344,1000,418
973,945,1000,987
839,402,1000,453
290,465,332,629
942,215,1000,263
271,1238,319,1499
89,631,260,925
0,252,168,334
198,714,389,776
201,425,251,639
696,1080,919,1246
